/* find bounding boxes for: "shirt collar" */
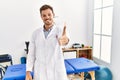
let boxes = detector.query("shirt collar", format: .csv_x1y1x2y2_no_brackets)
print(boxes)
43,25,53,32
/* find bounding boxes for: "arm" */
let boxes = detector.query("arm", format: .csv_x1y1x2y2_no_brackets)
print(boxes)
26,31,36,80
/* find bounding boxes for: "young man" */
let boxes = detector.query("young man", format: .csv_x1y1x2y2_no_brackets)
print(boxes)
26,4,69,80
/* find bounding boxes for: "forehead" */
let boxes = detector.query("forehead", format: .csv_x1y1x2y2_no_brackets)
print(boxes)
41,9,53,15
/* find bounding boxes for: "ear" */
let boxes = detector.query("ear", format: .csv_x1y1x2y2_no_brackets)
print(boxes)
40,13,42,18
40,14,44,20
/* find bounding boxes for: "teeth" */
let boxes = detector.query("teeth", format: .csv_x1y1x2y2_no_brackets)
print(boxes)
46,20,50,22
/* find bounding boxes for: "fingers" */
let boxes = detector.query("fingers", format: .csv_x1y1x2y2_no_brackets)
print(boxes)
62,23,66,36
59,36,69,46
26,76,32,80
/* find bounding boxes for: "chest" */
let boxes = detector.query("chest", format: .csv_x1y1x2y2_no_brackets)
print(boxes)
35,29,59,47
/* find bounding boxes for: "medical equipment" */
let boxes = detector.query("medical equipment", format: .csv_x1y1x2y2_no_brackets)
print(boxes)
2,58,100,80
0,54,12,79
0,54,12,65
24,41,29,54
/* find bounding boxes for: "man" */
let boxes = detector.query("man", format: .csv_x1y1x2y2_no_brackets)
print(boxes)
26,4,69,80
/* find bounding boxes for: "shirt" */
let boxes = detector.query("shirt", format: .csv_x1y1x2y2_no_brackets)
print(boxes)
43,26,53,38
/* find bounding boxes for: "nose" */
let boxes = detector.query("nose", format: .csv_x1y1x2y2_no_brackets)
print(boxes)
45,15,50,19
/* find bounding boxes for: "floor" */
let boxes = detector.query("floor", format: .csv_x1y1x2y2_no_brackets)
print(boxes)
67,74,91,80
68,74,81,80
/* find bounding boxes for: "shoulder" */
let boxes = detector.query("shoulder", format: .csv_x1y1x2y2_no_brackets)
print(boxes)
54,24,63,32
31,27,42,38
53,24,63,37
33,27,42,35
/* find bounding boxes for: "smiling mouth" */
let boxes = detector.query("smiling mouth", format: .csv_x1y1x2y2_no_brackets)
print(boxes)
45,19,50,21
45,20,52,23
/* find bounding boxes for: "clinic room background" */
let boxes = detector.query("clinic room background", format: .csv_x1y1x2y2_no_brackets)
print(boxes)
0,0,120,80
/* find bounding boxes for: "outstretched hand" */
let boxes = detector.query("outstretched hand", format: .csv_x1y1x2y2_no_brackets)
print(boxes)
59,23,69,46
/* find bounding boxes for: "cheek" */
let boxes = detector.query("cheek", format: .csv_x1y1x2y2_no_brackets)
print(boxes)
41,16,46,20
41,17,46,21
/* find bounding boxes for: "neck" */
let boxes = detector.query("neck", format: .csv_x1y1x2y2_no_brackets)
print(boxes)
44,23,53,31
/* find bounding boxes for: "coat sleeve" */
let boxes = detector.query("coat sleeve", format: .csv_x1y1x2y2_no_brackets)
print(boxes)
26,31,36,72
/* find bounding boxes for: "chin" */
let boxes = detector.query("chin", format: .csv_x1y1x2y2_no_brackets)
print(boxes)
45,22,53,25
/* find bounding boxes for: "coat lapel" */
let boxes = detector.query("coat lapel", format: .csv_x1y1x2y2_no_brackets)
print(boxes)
47,25,57,39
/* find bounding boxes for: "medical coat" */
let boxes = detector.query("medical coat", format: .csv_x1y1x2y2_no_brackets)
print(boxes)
26,25,68,80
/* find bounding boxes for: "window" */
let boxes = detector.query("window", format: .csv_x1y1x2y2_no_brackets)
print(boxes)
93,0,113,63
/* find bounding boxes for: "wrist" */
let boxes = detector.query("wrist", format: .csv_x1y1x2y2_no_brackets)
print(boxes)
26,71,31,74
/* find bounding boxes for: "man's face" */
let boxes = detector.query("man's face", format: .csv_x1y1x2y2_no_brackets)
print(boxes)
41,9,54,26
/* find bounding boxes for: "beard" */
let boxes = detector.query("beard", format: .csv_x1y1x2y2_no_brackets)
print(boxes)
44,19,53,25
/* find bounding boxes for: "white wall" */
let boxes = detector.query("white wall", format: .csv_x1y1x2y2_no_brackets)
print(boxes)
0,0,36,64
87,1,94,46
110,0,120,79
0,0,89,64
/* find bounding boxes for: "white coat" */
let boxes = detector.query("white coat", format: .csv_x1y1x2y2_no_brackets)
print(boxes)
26,24,68,80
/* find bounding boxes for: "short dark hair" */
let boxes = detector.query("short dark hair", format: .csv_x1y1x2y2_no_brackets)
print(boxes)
40,4,54,14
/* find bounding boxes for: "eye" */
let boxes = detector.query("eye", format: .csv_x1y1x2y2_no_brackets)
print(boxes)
48,14,52,16
48,13,51,16
42,15,46,17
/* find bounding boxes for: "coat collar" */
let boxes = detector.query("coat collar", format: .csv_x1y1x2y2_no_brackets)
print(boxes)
41,24,57,39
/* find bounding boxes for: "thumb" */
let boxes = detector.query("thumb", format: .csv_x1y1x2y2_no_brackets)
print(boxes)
62,23,66,36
